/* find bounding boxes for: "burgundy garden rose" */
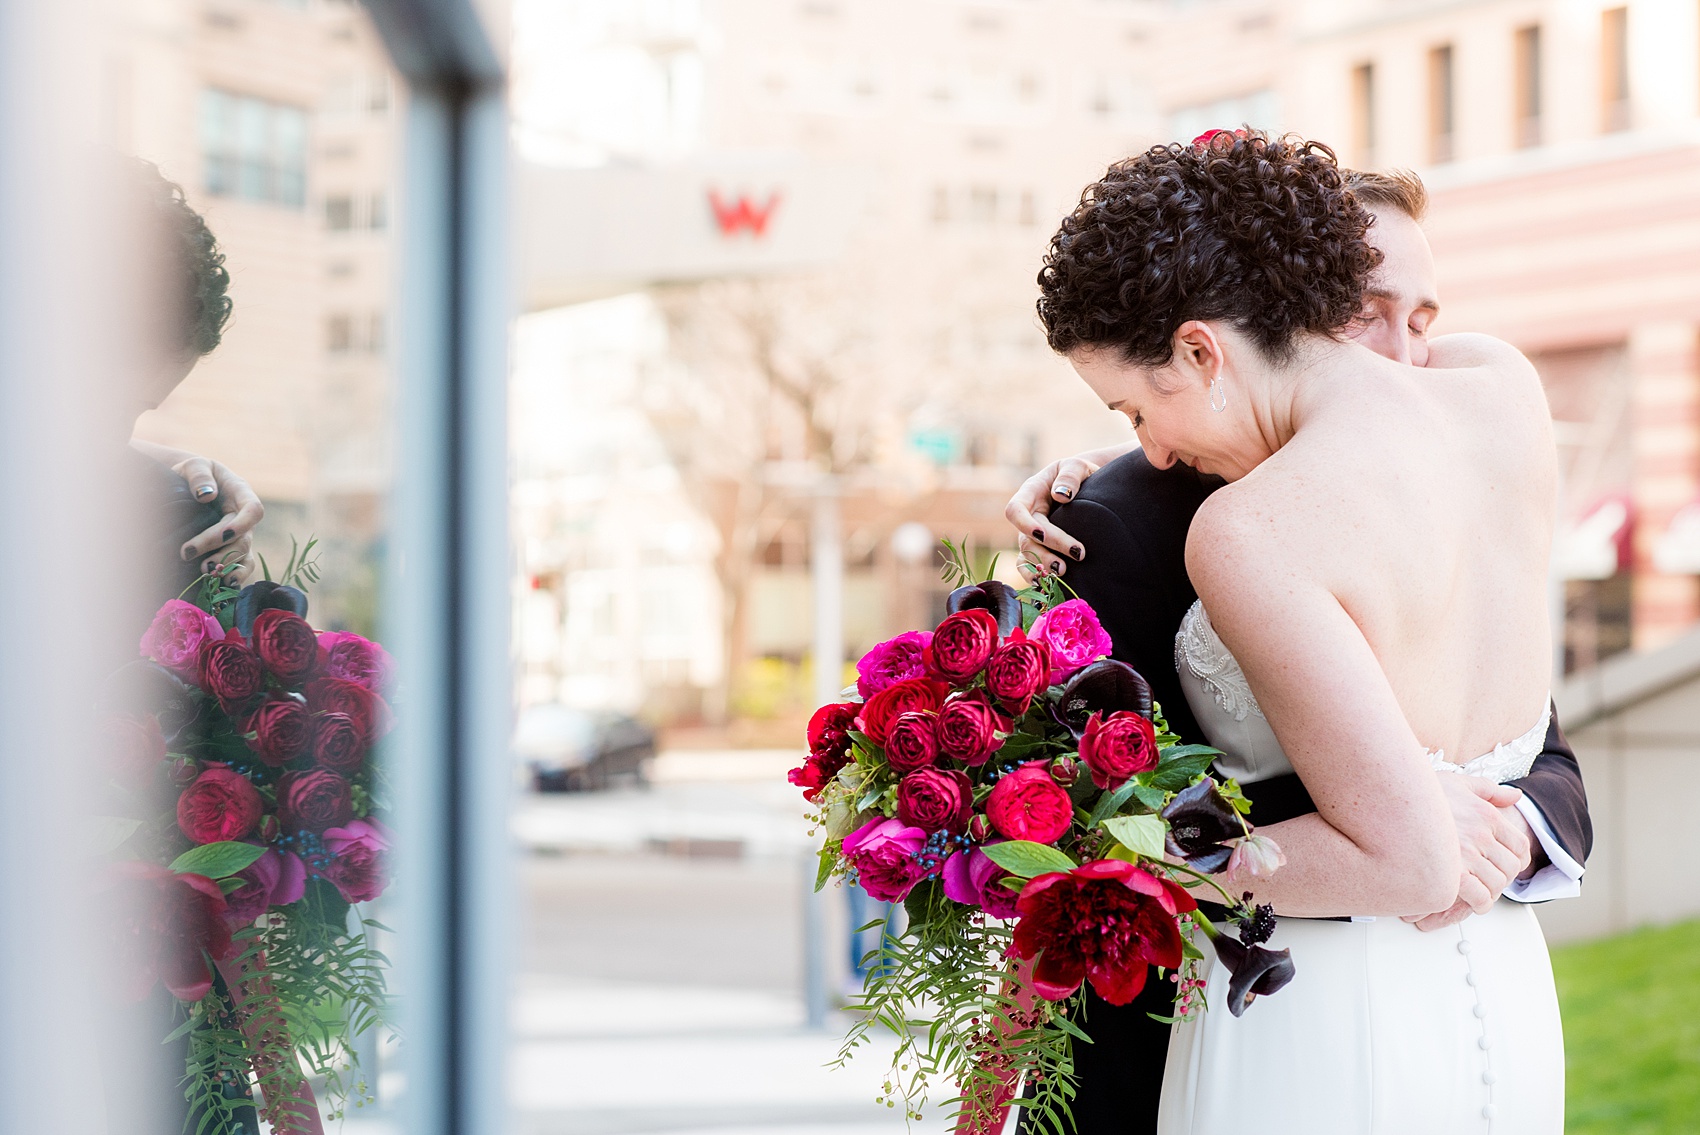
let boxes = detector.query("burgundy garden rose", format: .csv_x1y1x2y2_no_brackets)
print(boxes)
112,861,237,1002
139,600,225,679
1028,599,1114,682
247,696,312,768
313,712,366,775
925,609,1000,684
856,677,947,746
221,847,307,928
942,843,1021,919
936,691,1007,766
884,711,940,775
984,631,1051,715
1078,710,1159,790
176,766,263,844
199,636,264,711
789,702,861,799
841,817,928,902
1011,859,1197,1005
856,631,933,698
252,609,319,686
109,714,167,782
984,762,1073,844
276,768,355,834
306,677,393,745
316,631,393,692
894,767,973,834
322,818,391,904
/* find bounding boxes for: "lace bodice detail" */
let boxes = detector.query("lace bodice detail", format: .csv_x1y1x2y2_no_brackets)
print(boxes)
1173,599,1547,786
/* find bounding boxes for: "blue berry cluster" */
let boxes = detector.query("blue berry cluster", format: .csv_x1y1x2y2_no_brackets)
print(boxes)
914,829,973,877
276,829,334,873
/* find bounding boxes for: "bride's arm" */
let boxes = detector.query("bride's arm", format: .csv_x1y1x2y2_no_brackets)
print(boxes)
1186,503,1460,919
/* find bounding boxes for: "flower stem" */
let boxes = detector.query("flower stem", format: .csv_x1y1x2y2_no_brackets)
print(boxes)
1160,859,1242,909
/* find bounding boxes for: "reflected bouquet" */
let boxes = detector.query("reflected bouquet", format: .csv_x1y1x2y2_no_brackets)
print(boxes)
791,547,1294,1133
104,544,392,1134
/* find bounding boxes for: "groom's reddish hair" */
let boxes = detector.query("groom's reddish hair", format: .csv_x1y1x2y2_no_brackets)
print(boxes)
1347,168,1429,222
1037,131,1380,367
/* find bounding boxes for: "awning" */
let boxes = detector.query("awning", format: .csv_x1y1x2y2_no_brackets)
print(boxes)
1555,494,1633,581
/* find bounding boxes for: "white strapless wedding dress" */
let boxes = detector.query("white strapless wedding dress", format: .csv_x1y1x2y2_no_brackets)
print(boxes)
1156,601,1565,1135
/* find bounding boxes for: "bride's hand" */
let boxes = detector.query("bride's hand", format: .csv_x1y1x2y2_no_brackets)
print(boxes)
1007,459,1095,578
1405,773,1533,931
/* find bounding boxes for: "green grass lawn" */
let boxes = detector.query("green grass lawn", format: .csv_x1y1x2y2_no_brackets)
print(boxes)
1553,918,1700,1133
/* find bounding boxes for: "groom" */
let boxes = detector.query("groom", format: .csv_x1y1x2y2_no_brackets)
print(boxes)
1006,168,1592,1134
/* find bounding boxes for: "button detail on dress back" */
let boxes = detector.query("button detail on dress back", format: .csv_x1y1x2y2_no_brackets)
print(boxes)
1457,940,1473,955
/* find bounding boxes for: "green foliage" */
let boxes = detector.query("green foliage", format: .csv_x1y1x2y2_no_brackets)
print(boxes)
833,901,1080,1134
938,536,977,590
169,841,267,879
1553,918,1700,1134
1100,814,1166,861
980,840,1078,878
258,535,323,592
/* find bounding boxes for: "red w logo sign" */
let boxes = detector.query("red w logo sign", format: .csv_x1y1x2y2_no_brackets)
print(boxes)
707,189,782,238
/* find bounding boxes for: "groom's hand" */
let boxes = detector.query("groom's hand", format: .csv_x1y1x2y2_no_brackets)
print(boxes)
1405,774,1533,931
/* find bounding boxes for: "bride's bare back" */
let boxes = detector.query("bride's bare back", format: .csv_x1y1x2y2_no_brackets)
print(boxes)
1187,333,1557,915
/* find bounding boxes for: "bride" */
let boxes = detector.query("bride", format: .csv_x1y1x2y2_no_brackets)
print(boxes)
1034,132,1564,1133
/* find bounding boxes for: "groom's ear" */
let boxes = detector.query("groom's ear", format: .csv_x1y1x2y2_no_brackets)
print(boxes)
1170,320,1226,391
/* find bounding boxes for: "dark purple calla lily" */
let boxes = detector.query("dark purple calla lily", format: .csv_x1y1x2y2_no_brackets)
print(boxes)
1051,659,1153,738
234,581,309,638
946,581,1022,638
1160,777,1240,873
1211,934,1296,1017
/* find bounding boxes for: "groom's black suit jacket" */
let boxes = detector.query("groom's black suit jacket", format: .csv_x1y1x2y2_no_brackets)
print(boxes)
1025,450,1594,1135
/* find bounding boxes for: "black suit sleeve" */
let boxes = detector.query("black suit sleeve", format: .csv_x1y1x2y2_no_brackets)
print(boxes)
1505,702,1593,871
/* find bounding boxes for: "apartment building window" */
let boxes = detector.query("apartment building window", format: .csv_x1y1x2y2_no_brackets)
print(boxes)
200,89,308,207
1351,63,1376,168
327,313,354,353
369,192,388,231
968,186,998,224
324,192,388,232
325,194,355,231
1514,25,1542,149
1601,7,1630,132
1428,45,1455,163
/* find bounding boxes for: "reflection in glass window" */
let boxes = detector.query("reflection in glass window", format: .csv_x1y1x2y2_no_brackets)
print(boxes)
200,88,309,206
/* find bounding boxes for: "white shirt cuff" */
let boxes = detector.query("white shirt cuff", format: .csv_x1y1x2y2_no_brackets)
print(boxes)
1502,795,1585,903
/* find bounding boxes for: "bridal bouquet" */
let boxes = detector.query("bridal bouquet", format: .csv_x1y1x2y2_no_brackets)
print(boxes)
103,544,391,1134
791,547,1294,1133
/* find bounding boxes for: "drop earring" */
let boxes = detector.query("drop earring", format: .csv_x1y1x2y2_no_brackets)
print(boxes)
1210,376,1227,413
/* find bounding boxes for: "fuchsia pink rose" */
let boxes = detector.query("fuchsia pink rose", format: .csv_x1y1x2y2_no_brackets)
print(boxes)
856,631,933,698
985,761,1073,844
140,600,225,678
941,843,1022,919
842,817,928,902
1028,599,1114,681
317,631,394,692
222,847,307,928
322,818,391,903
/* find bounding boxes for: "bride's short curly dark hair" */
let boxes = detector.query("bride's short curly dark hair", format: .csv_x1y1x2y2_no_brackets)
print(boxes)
1036,131,1381,367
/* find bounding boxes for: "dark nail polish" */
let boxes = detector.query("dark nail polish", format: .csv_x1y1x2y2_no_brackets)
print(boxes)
195,485,217,498
1058,488,1072,499
1032,529,1044,540
181,546,197,561
223,528,236,542
1071,547,1084,561
1051,561,1063,573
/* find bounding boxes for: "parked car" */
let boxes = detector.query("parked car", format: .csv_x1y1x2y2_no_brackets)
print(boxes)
513,703,655,792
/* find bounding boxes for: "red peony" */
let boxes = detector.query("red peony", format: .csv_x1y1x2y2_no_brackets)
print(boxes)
936,690,1007,766
176,767,263,844
789,702,861,800
313,712,366,775
306,677,393,745
894,768,973,834
985,631,1051,715
1078,710,1159,790
199,636,264,712
925,609,1000,684
251,609,319,687
1011,859,1197,1005
856,678,948,745
276,769,354,834
985,762,1073,844
246,696,312,767
112,861,237,1002
884,711,940,775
